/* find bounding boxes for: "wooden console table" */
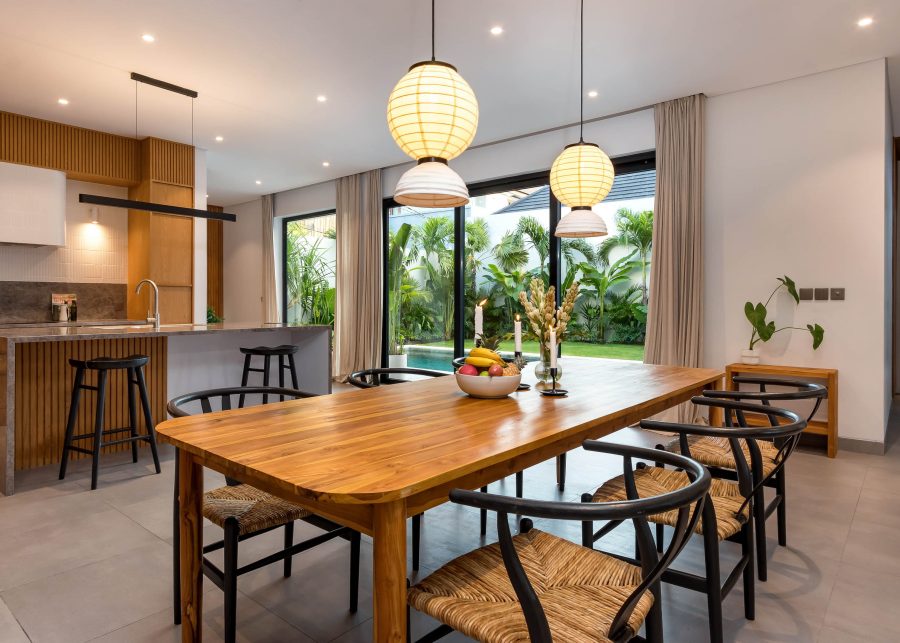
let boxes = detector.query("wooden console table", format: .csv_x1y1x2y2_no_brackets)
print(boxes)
724,363,838,457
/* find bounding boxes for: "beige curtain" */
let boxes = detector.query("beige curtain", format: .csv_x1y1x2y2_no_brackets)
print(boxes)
261,194,278,323
645,94,706,423
334,170,383,381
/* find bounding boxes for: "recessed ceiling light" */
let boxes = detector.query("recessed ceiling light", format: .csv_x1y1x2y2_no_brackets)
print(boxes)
214,135,224,142
857,16,873,27
57,98,69,105
322,161,330,167
255,180,262,185
587,90,598,98
142,33,155,43
316,95,327,103
205,194,208,198
490,26,503,36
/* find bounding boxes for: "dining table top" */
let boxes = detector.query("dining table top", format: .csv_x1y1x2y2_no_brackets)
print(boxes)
156,359,723,505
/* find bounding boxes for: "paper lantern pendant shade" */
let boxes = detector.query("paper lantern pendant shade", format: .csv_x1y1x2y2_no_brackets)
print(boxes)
387,61,479,162
394,161,469,208
549,142,615,208
555,208,608,238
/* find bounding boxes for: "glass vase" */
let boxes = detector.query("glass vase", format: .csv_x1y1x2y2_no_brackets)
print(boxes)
534,342,562,387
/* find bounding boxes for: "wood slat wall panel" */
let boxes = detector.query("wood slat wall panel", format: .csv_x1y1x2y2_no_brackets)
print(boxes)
206,205,224,318
0,111,141,186
143,137,194,187
14,338,167,470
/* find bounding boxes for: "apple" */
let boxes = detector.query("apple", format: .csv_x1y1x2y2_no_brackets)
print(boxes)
479,370,490,377
487,363,504,377
458,364,478,376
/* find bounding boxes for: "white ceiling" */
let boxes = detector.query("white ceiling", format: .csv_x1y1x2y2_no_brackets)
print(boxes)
1,0,899,206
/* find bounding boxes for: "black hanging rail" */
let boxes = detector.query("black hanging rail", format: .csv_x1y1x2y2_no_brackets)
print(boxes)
130,72,198,98
79,194,237,222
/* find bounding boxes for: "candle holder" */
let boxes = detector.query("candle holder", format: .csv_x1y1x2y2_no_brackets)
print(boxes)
514,350,531,391
540,366,568,397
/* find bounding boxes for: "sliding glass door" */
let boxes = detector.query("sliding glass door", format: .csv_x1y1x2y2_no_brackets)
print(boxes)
282,211,336,326
382,153,655,369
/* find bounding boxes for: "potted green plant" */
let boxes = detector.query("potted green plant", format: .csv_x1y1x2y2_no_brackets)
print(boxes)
743,276,824,364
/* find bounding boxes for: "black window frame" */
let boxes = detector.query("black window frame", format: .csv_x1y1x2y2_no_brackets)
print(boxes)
381,151,655,365
281,208,337,325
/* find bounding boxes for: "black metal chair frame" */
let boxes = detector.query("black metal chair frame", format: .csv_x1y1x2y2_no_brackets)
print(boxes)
695,376,826,582
238,345,300,406
59,355,161,490
409,441,711,643
603,398,805,643
168,386,360,643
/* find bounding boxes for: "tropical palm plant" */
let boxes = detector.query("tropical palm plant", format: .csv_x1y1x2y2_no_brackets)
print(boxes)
411,216,455,340
576,253,640,343
599,208,653,304
285,227,336,326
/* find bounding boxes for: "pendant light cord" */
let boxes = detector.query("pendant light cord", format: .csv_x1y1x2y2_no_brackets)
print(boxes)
579,0,584,142
431,0,436,61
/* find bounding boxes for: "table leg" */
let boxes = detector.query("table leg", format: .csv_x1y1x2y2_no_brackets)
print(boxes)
708,374,727,427
373,500,407,642
178,453,204,642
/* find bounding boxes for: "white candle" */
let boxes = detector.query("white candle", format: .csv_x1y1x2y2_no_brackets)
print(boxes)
549,326,557,369
474,300,484,340
514,314,522,353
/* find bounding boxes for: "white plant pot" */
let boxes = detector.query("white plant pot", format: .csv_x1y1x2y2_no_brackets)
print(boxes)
388,353,408,369
740,349,761,365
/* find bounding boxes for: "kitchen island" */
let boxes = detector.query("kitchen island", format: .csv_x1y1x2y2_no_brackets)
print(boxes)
0,322,331,495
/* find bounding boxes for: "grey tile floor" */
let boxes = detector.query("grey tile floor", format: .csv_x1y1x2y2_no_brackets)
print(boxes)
2,404,899,642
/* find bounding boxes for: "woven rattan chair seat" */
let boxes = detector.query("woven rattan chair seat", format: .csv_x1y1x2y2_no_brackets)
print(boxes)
592,467,749,541
202,484,309,536
408,528,652,642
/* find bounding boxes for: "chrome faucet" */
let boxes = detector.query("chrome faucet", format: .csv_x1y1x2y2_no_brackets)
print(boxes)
135,279,160,329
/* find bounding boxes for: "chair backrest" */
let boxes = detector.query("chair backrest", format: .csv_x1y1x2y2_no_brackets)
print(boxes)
704,376,827,423
347,367,449,389
449,442,710,643
167,386,317,418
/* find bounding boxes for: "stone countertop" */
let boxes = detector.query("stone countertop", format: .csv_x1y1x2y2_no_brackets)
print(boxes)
0,322,331,344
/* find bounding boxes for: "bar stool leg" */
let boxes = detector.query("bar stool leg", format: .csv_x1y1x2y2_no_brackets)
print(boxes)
238,353,252,408
59,365,85,480
127,367,139,463
278,355,286,401
134,365,161,474
90,370,108,491
262,355,271,404
287,353,299,389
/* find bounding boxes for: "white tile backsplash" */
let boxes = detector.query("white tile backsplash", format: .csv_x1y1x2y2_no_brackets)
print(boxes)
0,180,127,283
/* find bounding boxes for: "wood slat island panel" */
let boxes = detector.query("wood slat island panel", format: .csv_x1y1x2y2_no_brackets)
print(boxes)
14,337,167,470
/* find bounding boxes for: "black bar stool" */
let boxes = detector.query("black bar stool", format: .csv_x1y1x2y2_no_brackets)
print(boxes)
238,345,299,406
59,355,162,490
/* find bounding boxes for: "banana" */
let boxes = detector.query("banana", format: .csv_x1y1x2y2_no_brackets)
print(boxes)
469,347,505,364
464,356,498,368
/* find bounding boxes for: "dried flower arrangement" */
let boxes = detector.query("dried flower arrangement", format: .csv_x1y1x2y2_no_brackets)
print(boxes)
518,278,580,349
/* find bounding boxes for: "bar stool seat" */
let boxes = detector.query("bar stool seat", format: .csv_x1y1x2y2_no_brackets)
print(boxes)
59,354,161,490
239,345,300,405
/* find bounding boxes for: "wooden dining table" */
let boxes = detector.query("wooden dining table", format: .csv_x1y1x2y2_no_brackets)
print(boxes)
156,358,723,642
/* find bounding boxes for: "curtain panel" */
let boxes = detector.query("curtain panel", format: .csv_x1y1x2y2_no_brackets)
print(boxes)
645,94,706,422
334,170,383,381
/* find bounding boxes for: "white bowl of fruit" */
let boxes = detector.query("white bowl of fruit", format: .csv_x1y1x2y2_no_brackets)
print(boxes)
455,348,521,399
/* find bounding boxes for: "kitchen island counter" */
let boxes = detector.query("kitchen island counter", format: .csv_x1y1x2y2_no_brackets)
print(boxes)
0,323,332,494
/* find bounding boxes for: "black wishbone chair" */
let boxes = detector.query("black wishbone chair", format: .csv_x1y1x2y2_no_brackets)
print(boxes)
662,376,826,581
408,442,711,643
169,387,361,643
348,367,449,571
586,398,806,643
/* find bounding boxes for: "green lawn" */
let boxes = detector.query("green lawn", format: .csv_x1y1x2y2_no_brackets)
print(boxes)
421,339,645,361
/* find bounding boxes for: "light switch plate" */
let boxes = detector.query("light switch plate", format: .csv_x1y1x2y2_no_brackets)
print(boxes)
814,288,829,301
830,288,845,301
798,288,813,301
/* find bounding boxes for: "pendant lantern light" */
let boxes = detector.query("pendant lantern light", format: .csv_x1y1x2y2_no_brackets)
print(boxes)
387,0,478,207
551,0,614,237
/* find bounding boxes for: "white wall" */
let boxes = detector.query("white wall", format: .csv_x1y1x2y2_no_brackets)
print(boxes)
0,179,128,283
223,198,264,323
704,59,891,446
